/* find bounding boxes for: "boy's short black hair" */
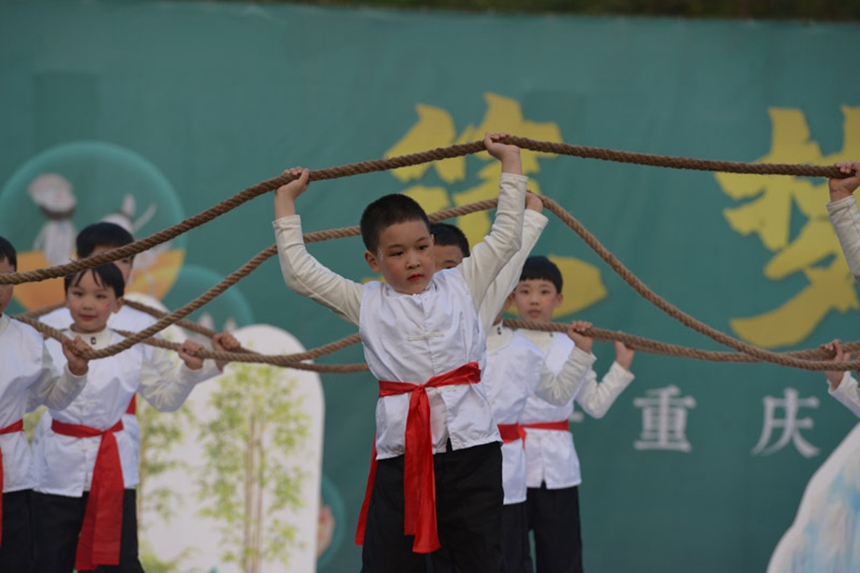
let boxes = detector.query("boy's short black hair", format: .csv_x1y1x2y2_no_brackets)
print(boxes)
76,222,135,259
64,263,126,298
360,194,431,253
0,236,17,270
520,255,563,294
430,223,470,257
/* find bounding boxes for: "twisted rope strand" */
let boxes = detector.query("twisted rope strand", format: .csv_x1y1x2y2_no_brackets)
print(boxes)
0,137,848,286
539,196,860,371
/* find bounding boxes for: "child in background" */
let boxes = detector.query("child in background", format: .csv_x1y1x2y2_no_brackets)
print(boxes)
31,263,238,573
0,236,90,572
274,133,525,573
515,256,635,573
41,222,176,453
431,211,597,573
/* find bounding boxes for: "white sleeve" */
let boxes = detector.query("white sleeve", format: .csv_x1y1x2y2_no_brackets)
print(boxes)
459,173,527,311
479,209,548,331
138,354,221,413
273,214,364,325
576,362,635,419
827,195,860,282
533,347,596,407
27,343,87,412
828,372,860,418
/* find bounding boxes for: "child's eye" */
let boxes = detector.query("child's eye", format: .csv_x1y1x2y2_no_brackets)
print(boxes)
390,251,403,257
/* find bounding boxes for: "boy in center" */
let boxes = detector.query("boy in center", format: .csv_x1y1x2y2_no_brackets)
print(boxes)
274,133,526,573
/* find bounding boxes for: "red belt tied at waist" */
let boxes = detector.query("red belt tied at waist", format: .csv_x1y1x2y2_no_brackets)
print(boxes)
497,423,526,444
522,420,570,432
51,419,125,570
0,419,24,546
355,362,482,554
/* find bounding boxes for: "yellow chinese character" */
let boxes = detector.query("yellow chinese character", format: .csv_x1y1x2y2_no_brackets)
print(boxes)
715,106,860,347
385,94,607,318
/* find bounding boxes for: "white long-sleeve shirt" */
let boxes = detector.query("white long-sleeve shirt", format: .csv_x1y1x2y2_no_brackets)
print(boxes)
31,327,219,495
0,314,87,493
826,195,860,418
38,300,170,459
520,331,635,489
484,324,595,504
274,173,527,458
829,372,860,417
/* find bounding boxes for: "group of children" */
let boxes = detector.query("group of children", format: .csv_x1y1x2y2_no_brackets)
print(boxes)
2,140,857,573
273,132,636,573
0,223,240,572
273,137,860,573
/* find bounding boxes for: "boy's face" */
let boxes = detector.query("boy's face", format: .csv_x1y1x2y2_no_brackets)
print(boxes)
513,278,563,323
434,244,465,270
0,257,13,316
90,245,133,283
365,220,436,295
66,270,122,334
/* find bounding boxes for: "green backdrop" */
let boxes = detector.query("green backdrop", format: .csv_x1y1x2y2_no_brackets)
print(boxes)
1,2,859,571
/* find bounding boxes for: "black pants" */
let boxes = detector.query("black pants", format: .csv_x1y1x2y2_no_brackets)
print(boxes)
362,441,503,573
0,490,34,572
525,485,582,573
501,502,533,573
32,489,144,573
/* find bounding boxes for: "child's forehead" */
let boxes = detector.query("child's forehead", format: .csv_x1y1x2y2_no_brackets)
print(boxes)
377,219,431,246
518,278,557,290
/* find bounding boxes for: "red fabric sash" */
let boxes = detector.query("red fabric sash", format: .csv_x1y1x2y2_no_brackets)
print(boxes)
355,362,481,554
125,396,136,416
497,423,526,444
522,420,570,432
0,419,24,546
51,419,125,570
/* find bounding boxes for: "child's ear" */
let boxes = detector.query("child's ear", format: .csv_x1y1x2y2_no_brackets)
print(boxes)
554,292,564,308
364,251,381,274
504,291,516,310
113,296,125,314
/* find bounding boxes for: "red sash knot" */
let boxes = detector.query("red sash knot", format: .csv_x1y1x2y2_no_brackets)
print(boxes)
497,423,526,445
0,419,24,546
355,362,482,554
51,419,125,570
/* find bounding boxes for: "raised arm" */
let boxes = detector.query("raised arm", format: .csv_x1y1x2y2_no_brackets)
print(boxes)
273,167,363,324
478,199,548,330
827,161,860,282
460,134,527,310
576,341,635,419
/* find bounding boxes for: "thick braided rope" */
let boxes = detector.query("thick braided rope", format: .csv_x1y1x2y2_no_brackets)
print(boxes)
0,138,849,286
539,196,860,371
12,195,860,370
8,200,499,361
504,320,860,364
123,299,364,363
20,294,858,370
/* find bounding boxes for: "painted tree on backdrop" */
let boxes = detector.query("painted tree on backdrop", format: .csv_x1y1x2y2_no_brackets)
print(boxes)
196,360,311,573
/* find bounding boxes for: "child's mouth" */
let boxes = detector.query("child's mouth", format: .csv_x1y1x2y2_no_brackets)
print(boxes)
408,274,423,282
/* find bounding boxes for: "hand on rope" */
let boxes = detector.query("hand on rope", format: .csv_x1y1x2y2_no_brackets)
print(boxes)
62,335,90,377
0,136,853,286
821,339,858,391
13,297,860,373
829,160,860,202
7,169,860,372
